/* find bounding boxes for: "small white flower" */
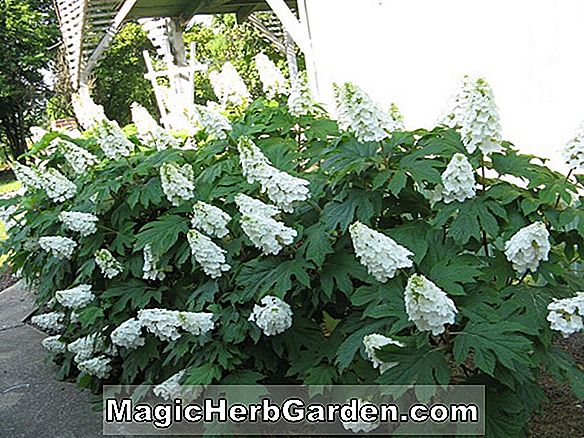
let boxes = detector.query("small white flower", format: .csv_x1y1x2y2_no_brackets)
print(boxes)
235,194,297,255
55,284,94,309
504,222,550,274
249,295,292,336
41,335,66,353
341,399,380,433
153,370,204,401
187,103,232,140
255,53,288,98
349,222,414,282
191,201,231,238
160,162,195,206
138,309,182,341
56,138,98,174
404,274,458,336
334,82,401,143
77,355,112,379
287,72,318,117
12,162,43,191
68,334,105,362
30,312,65,334
95,249,123,278
94,119,135,159
562,121,584,172
238,137,310,212
39,236,77,259
209,62,250,108
58,211,98,237
547,293,584,338
363,333,403,374
111,318,145,349
441,153,476,203
440,76,502,155
40,168,77,202
177,311,215,336
71,86,107,130
131,102,180,151
187,229,230,278
143,244,165,281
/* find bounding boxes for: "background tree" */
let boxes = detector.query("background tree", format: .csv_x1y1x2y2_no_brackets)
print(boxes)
0,0,58,160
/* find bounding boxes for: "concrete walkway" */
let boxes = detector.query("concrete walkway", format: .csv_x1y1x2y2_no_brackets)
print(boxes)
0,282,103,438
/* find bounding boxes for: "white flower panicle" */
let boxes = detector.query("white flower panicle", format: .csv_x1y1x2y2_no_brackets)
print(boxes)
238,137,310,212
209,62,251,107
547,293,584,338
12,162,42,191
187,229,230,278
95,249,123,278
39,236,77,259
56,139,98,174
41,335,66,354
504,222,550,274
77,356,112,379
248,295,293,336
341,399,380,433
131,102,180,151
30,312,65,334
404,274,458,336
58,211,98,237
111,318,145,349
334,82,401,143
190,103,232,140
137,309,214,341
143,244,165,281
235,194,297,255
71,86,107,130
287,72,318,117
68,334,105,362
363,333,403,374
562,121,584,172
255,53,288,98
191,201,231,238
153,370,204,401
94,119,135,159
440,76,502,155
388,103,405,131
441,153,476,203
160,163,195,206
0,205,20,231
40,168,77,202
55,284,94,309
349,222,414,282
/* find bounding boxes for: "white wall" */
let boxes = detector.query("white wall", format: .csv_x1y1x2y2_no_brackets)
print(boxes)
306,0,584,171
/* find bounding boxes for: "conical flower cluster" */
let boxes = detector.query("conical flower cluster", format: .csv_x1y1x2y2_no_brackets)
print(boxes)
238,137,310,212
334,82,401,143
235,194,297,255
58,211,98,236
12,162,42,191
77,355,112,379
55,284,94,309
363,333,403,374
441,153,476,203
255,53,288,98
187,229,230,278
41,335,66,354
562,121,584,172
153,370,204,401
143,244,165,281
404,274,458,335
209,62,250,108
131,102,180,151
160,163,195,206
40,168,77,202
349,222,414,282
189,103,232,140
440,76,502,155
30,311,65,334
547,293,584,338
248,295,293,336
287,72,318,117
94,119,135,159
39,236,77,259
57,139,98,174
504,222,550,274
191,201,231,238
71,86,106,130
137,309,214,342
111,318,145,349
95,249,123,278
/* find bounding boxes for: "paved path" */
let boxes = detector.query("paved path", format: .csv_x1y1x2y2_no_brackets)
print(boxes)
0,282,103,438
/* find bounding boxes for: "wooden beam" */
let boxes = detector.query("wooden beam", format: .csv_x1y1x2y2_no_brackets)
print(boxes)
264,0,309,54
236,4,258,23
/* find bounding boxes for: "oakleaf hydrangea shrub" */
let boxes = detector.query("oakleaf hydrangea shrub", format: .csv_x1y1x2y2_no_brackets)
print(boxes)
2,66,584,437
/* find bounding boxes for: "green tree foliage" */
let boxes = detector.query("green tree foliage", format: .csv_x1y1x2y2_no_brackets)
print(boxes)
0,0,58,159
